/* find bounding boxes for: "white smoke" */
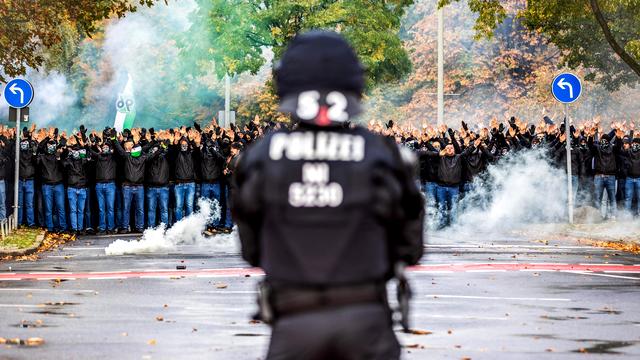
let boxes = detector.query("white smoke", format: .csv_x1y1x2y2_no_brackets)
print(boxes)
432,149,569,239
105,198,223,255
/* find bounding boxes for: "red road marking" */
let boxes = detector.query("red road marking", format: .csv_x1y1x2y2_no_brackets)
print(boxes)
0,263,639,281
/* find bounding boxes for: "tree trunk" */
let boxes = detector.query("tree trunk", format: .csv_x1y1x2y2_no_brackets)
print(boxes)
589,0,640,78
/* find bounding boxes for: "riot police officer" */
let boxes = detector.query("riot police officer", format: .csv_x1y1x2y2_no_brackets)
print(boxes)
231,31,424,360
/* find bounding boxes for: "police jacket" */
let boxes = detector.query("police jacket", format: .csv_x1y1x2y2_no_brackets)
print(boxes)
145,142,171,186
64,156,89,188
37,153,64,185
173,146,197,183
589,138,619,176
232,125,424,286
623,149,640,178
199,141,225,183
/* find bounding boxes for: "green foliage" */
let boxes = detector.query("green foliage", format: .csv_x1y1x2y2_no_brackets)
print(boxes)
182,0,414,89
441,0,640,90
0,0,156,83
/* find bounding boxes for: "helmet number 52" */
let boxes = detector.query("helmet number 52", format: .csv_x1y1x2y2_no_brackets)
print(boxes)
296,91,349,122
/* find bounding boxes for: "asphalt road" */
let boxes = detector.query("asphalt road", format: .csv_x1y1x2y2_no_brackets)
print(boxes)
0,230,639,359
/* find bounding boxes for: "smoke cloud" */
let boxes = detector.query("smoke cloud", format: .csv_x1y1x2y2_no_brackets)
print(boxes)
105,198,227,255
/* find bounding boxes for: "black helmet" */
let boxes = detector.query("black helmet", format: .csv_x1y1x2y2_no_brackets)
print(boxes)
275,30,365,126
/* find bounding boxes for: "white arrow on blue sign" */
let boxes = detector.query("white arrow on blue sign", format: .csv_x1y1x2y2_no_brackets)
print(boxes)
551,73,582,104
2,79,34,109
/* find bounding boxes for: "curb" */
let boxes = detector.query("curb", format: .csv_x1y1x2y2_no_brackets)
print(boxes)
0,232,46,257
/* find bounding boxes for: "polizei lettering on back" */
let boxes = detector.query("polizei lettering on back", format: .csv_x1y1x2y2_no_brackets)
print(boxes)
269,131,365,162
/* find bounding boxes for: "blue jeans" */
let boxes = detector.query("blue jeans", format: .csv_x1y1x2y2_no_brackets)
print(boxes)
201,182,222,226
67,187,87,232
147,186,170,227
42,184,66,231
422,182,437,206
18,179,35,226
122,185,145,231
436,185,459,227
624,177,640,215
594,175,617,218
0,180,6,220
174,182,196,221
95,182,116,231
223,184,233,228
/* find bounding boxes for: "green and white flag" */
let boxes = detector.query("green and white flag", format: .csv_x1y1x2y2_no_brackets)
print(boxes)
114,74,136,132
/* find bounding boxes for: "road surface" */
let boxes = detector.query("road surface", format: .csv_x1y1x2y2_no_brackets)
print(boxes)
0,231,639,359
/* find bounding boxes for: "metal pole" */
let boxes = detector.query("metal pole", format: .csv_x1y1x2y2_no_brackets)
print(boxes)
564,104,573,224
437,6,444,125
13,108,20,229
224,73,231,128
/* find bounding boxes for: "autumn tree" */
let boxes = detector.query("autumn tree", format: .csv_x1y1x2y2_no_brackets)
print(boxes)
441,0,640,90
0,0,156,83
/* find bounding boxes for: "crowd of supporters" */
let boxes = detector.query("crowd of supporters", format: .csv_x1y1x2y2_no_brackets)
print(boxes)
0,115,638,234
371,116,640,227
0,118,281,234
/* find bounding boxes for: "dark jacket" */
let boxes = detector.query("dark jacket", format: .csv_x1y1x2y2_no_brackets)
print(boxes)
199,141,225,183
114,141,154,185
173,146,197,182
589,137,619,176
37,153,64,185
145,142,171,187
64,156,89,188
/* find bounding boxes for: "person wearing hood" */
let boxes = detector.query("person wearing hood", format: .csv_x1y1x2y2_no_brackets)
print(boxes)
63,137,91,234
553,132,582,206
17,129,38,226
198,132,226,229
145,134,172,227
172,136,199,221
114,137,156,233
589,131,620,220
36,137,67,232
88,130,118,234
622,137,640,216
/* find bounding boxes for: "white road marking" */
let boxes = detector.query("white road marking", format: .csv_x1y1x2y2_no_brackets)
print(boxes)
87,277,126,280
416,314,509,321
423,294,571,302
466,270,507,273
0,288,95,293
192,290,258,294
566,271,640,281
425,244,602,250
0,304,43,308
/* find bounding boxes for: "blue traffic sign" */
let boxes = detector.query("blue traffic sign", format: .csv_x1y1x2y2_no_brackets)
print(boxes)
551,73,582,104
2,79,34,109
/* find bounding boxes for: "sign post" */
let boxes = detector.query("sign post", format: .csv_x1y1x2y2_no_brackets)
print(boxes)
551,73,582,224
2,79,34,228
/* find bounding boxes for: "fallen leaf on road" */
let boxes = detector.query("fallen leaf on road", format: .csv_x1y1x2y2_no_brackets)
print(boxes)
121,332,128,337
163,304,168,308
148,339,157,345
403,344,420,348
249,320,261,324
447,330,453,334
545,348,554,352
26,338,44,346
408,329,432,335
156,316,164,322
215,283,228,289
0,337,6,344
